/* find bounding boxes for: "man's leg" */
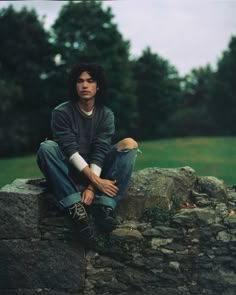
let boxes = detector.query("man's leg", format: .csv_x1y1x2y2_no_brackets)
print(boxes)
92,138,138,231
37,140,95,240
37,140,82,208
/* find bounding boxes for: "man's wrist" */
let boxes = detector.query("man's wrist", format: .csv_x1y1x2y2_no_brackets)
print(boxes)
82,166,100,187
90,163,102,177
87,184,95,193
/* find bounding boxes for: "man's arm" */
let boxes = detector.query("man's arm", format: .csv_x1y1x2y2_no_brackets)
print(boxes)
89,108,115,169
82,166,118,197
69,153,118,197
70,155,118,205
51,109,80,158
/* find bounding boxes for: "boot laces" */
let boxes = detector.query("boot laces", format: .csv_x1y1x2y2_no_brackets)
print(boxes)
69,202,88,221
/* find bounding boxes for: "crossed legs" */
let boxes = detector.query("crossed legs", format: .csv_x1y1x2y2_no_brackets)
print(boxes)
37,138,138,236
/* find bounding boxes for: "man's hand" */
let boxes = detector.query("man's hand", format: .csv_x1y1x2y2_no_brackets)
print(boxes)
95,179,118,197
82,188,95,205
82,166,118,198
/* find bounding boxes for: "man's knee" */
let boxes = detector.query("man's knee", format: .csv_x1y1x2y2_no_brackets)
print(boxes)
117,137,138,151
38,140,58,157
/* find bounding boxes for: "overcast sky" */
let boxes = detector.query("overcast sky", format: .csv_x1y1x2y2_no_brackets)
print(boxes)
0,0,235,75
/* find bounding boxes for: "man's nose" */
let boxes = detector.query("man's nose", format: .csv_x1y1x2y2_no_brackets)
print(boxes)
82,81,88,88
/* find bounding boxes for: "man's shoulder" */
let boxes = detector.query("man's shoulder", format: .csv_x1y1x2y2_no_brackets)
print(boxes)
98,105,114,117
53,101,73,112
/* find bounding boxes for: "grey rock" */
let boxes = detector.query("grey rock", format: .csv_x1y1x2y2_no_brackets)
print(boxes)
216,230,236,242
111,227,143,242
142,226,184,238
172,208,216,227
215,203,229,219
117,166,197,220
225,216,236,228
1,291,73,295
116,290,190,295
198,268,236,289
0,179,42,239
198,176,228,202
0,239,85,290
92,255,124,269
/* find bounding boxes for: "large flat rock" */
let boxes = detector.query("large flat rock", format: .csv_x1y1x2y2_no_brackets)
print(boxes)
0,239,85,291
0,179,43,239
117,166,198,219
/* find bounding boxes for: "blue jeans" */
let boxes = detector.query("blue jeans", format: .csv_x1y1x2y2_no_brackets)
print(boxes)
37,140,137,210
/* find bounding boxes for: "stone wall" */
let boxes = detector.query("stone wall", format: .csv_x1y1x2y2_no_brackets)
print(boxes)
0,167,236,295
0,178,85,295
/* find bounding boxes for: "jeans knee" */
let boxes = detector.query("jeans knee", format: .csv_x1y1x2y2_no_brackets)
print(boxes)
117,137,138,151
38,140,58,158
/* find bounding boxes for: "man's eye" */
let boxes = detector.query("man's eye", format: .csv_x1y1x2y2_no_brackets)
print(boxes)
77,79,83,83
88,79,95,83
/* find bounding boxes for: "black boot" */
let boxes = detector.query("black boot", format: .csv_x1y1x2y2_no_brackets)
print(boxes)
92,205,117,233
68,201,95,241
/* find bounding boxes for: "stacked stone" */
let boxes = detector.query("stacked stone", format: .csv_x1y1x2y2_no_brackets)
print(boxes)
0,179,85,295
83,170,236,295
0,167,236,295
84,208,236,295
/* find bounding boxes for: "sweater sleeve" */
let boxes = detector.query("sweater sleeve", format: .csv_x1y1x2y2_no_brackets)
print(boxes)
90,108,115,168
51,109,80,159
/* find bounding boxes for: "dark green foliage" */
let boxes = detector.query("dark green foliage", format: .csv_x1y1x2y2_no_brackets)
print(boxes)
131,47,182,139
171,196,183,210
141,195,182,226
142,207,176,226
211,36,236,134
0,6,53,101
169,65,216,136
0,5,54,155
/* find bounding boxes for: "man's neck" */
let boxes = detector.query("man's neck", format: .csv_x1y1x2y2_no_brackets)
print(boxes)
78,99,95,112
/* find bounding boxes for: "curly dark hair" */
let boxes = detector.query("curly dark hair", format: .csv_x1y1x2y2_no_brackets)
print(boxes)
69,63,107,105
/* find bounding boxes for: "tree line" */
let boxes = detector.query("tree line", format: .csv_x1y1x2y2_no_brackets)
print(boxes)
0,1,235,156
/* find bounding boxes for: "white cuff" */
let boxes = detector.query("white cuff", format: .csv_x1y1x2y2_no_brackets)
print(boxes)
69,152,88,171
90,163,102,176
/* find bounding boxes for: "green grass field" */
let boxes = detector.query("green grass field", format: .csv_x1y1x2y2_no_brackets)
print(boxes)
1,136,236,188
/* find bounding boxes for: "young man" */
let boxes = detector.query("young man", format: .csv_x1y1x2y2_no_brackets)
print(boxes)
37,63,138,241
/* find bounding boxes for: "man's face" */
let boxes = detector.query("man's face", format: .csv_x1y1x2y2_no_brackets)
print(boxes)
76,71,98,101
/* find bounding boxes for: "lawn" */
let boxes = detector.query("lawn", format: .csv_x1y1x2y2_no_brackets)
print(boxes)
1,136,236,188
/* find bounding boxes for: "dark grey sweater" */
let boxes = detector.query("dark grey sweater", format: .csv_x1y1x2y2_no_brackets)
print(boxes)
51,101,115,168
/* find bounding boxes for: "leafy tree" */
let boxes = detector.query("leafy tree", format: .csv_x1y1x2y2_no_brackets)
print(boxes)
52,0,137,139
132,47,181,139
211,36,236,135
0,6,53,104
0,5,54,155
169,65,216,136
